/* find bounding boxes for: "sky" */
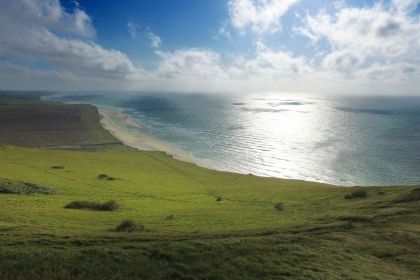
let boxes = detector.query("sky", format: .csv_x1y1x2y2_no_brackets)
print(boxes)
0,0,419,95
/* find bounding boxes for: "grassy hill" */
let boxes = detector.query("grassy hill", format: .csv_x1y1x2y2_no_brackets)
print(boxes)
0,96,419,279
0,95,119,147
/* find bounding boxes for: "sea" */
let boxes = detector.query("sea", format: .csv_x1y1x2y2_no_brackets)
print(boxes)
49,91,420,186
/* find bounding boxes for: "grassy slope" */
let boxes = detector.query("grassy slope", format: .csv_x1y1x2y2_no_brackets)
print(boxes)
0,97,119,147
0,97,419,279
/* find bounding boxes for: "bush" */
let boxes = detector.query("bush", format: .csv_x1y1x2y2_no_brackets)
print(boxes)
345,190,367,200
51,166,65,169
274,202,284,211
65,200,119,211
216,196,223,202
0,179,56,195
97,174,115,181
115,219,143,232
99,200,119,211
165,214,174,220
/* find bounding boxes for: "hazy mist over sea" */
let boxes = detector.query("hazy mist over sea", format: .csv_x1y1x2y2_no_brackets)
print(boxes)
50,92,420,186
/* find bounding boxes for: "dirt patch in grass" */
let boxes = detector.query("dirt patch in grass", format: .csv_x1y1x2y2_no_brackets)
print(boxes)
0,179,56,195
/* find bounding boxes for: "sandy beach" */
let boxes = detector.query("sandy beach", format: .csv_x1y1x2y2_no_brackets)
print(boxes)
98,108,192,162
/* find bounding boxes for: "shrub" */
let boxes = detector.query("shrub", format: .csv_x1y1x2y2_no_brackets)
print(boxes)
51,166,65,169
97,174,115,181
274,202,284,211
0,179,56,195
115,219,143,232
65,200,119,211
345,190,367,200
99,200,119,211
165,214,174,220
65,200,96,210
216,196,223,202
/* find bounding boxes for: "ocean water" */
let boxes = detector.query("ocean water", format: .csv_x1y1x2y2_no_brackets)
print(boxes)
51,92,420,186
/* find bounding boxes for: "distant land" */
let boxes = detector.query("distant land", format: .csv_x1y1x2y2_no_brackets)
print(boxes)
0,92,419,279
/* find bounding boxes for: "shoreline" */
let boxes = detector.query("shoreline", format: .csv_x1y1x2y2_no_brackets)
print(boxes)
96,105,411,188
98,107,193,163
97,107,338,185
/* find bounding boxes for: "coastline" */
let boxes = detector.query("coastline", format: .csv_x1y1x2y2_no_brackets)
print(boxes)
97,106,340,184
98,107,193,163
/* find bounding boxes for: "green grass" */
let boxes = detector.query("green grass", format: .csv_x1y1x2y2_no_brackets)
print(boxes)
0,96,419,279
0,145,419,279
0,98,119,147
0,178,56,195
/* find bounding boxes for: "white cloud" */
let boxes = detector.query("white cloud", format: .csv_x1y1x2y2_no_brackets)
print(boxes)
228,0,300,34
354,62,418,83
0,60,122,90
1,0,94,38
214,23,232,40
0,0,144,82
128,23,161,48
230,41,312,79
293,0,420,94
154,49,225,79
147,32,162,48
127,22,139,39
393,0,420,13
322,49,365,72
298,3,420,59
0,0,419,95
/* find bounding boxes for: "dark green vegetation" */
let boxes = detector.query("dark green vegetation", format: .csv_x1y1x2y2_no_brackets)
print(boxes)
97,173,116,180
65,200,119,211
345,189,367,199
0,93,119,148
0,178,56,195
51,165,65,169
393,188,420,203
0,96,419,279
274,202,284,211
115,219,143,232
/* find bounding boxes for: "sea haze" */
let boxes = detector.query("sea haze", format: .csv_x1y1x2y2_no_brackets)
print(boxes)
51,92,420,186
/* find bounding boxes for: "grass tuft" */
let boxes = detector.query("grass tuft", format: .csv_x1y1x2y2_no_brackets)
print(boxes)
0,178,56,195
274,202,284,211
51,166,65,169
165,214,174,220
97,174,115,181
65,200,119,211
115,220,143,232
345,190,367,200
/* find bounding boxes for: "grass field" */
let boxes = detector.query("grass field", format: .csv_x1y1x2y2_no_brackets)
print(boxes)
0,96,419,279
0,96,119,147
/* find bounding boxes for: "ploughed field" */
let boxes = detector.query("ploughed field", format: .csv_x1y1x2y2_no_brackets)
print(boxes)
0,95,419,279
